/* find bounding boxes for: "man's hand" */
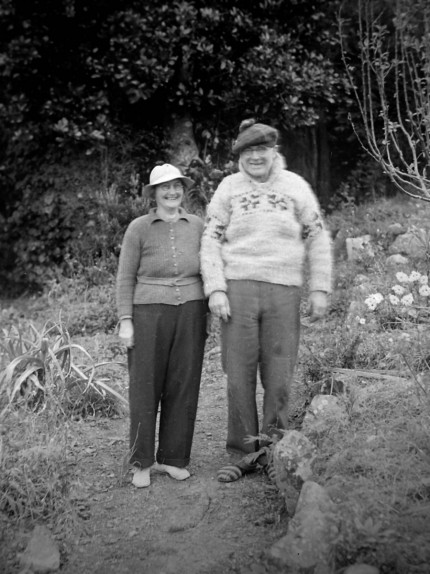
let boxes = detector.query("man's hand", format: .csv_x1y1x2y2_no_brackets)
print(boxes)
209,291,231,322
308,291,328,322
119,318,134,347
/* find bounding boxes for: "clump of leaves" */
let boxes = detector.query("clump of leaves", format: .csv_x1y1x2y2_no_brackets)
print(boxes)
301,331,362,390
0,409,83,530
44,276,118,336
0,320,127,418
66,305,118,337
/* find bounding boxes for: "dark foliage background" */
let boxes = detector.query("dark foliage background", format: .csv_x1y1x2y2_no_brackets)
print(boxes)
0,0,393,292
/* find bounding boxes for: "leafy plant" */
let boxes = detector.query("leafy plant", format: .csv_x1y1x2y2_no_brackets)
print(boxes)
0,1,346,141
0,320,127,417
0,151,154,291
0,412,78,526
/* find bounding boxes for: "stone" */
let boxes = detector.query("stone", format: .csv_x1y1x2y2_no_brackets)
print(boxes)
19,525,60,573
387,222,404,236
344,564,380,574
388,229,428,258
268,481,339,574
386,254,408,267
346,235,374,261
272,431,317,514
301,395,348,438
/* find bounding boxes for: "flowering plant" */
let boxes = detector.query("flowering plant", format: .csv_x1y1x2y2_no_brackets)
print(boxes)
363,271,430,326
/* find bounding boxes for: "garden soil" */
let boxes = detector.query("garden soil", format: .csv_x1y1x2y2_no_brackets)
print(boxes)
2,343,292,574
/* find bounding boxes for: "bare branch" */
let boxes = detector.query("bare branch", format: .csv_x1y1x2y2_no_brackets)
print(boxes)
340,0,430,202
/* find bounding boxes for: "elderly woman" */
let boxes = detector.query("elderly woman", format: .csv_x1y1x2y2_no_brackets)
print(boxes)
200,119,332,482
116,164,207,488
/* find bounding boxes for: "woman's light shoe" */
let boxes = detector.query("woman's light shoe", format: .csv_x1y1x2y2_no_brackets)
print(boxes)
153,462,190,481
132,467,151,488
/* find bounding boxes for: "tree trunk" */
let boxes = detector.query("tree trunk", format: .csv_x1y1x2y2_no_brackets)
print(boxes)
167,114,199,171
281,120,331,207
282,127,317,188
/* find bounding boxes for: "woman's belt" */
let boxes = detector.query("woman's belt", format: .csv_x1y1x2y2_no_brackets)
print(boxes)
136,275,201,287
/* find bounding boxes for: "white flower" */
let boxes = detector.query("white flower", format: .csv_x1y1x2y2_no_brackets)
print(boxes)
419,284,430,297
396,271,410,283
364,293,384,310
419,275,428,285
359,317,366,324
409,271,422,282
401,293,414,306
374,293,384,304
391,284,405,296
389,294,400,305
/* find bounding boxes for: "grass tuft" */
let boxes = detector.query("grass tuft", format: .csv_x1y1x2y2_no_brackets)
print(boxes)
0,410,80,530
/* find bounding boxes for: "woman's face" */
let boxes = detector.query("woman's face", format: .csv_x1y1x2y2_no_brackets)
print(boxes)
240,145,276,182
154,179,184,210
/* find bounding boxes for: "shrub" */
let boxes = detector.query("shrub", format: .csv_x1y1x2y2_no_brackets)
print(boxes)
0,129,161,293
43,275,118,336
0,320,127,417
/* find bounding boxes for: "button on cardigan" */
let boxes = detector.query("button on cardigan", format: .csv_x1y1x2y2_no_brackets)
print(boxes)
116,208,206,320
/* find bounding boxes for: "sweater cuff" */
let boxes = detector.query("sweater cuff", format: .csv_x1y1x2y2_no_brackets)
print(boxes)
309,279,332,294
203,280,228,297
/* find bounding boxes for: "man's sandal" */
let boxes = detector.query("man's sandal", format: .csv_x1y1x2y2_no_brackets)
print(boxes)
217,465,245,482
217,457,259,483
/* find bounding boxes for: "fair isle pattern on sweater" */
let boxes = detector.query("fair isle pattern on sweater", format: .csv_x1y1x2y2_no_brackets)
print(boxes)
200,155,332,296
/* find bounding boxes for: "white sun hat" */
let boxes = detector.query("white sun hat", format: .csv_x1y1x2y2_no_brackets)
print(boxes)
143,164,194,194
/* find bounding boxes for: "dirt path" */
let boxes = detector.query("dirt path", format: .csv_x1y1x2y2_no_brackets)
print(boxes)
60,352,288,574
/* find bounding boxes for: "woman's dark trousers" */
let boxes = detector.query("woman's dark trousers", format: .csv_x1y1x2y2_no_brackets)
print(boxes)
128,300,207,469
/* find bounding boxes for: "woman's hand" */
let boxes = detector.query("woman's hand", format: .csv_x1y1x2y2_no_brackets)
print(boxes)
308,291,328,322
119,318,134,347
209,291,231,322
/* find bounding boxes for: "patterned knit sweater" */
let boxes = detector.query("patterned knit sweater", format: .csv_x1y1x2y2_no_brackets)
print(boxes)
200,155,332,296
